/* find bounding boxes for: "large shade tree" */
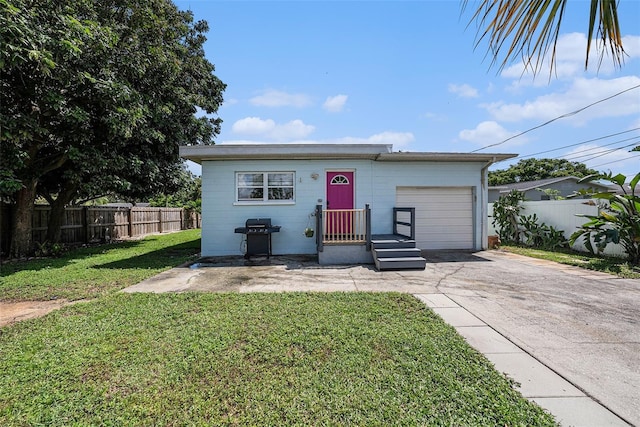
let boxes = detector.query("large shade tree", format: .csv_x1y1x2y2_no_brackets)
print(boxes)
489,158,599,186
149,167,202,213
1,0,225,256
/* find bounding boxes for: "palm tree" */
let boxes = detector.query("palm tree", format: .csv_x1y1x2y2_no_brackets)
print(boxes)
463,0,626,76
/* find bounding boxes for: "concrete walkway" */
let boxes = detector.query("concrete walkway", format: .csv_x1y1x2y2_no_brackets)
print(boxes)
415,293,629,427
123,251,639,426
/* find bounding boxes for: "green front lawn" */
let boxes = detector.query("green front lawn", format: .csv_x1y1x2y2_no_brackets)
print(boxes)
0,229,201,302
0,293,556,426
501,245,640,279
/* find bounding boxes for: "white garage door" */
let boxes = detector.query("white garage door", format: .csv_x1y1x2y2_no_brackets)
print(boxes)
396,187,474,249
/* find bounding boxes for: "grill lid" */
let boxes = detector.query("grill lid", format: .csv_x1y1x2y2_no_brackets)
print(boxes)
246,218,272,228
234,218,280,234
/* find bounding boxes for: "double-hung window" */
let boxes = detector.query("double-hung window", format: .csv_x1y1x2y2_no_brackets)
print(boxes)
236,172,295,203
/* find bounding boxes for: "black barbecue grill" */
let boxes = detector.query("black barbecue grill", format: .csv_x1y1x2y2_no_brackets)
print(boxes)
234,218,281,258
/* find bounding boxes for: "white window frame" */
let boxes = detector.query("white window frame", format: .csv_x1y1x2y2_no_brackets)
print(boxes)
234,171,295,205
330,174,350,185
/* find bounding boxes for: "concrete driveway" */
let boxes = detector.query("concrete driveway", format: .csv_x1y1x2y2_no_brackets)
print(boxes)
124,250,640,426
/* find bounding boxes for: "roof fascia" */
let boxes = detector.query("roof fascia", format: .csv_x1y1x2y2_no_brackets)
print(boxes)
375,152,517,162
179,144,392,163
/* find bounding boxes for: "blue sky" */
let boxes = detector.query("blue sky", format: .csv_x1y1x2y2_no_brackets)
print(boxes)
175,0,640,177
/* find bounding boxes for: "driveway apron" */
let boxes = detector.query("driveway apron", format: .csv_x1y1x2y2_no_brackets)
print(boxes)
433,250,639,426
124,250,640,426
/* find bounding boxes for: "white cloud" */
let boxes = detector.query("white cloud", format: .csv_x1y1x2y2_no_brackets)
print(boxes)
231,117,315,141
231,117,276,135
249,89,312,108
458,121,528,148
448,83,479,98
502,33,586,83
483,76,640,125
323,94,348,112
501,33,640,85
622,34,640,59
270,119,316,140
221,131,415,150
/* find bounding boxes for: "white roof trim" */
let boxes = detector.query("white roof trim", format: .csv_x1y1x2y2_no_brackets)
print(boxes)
376,152,516,162
180,144,392,163
180,144,517,164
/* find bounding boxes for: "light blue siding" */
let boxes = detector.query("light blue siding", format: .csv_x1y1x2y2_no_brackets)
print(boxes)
201,158,487,256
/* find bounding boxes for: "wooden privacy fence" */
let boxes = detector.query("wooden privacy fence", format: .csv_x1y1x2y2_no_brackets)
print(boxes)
1,204,201,253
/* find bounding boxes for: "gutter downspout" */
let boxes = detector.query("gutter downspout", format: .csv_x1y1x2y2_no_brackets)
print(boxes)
480,157,496,250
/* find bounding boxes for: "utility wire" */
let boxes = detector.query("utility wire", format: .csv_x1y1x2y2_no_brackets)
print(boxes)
591,154,640,169
576,145,639,163
517,128,640,159
470,84,640,153
560,138,640,161
566,142,640,163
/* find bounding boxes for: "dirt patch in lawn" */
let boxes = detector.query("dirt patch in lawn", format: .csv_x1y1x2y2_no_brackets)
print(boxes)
0,300,82,327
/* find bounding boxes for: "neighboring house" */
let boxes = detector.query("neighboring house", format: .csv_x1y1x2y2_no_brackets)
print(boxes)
180,144,515,265
606,183,632,195
488,176,613,202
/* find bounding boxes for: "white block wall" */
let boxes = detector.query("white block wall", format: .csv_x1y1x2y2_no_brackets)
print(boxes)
488,200,625,257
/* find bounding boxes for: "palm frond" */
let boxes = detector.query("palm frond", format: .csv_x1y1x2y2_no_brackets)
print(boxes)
462,0,626,76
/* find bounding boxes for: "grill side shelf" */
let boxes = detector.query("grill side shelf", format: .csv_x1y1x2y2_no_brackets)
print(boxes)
234,226,281,234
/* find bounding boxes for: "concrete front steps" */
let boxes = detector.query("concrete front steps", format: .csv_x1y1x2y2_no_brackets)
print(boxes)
371,237,426,271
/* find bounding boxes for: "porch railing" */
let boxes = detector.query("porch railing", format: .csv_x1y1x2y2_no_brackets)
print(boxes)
393,207,416,240
316,204,371,251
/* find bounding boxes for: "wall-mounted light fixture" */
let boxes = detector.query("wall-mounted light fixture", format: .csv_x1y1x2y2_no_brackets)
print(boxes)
310,173,319,180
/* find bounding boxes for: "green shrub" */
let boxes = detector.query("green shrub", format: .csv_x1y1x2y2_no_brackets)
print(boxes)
34,241,67,258
570,172,640,265
519,214,567,250
492,191,566,249
492,190,526,243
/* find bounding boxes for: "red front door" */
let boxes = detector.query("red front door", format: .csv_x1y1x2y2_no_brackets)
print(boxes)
326,171,354,234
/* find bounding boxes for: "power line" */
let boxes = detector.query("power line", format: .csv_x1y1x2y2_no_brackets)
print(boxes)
566,142,639,163
517,128,640,159
470,84,640,153
561,139,640,161
591,154,640,169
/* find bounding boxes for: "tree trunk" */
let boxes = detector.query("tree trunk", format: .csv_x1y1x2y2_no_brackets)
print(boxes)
46,183,78,243
10,178,38,258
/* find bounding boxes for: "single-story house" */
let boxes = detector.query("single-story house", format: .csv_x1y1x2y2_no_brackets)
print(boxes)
488,176,614,202
180,144,515,267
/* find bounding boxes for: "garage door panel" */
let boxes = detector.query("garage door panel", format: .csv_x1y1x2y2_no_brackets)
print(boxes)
396,187,473,250
418,217,471,227
419,210,470,218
